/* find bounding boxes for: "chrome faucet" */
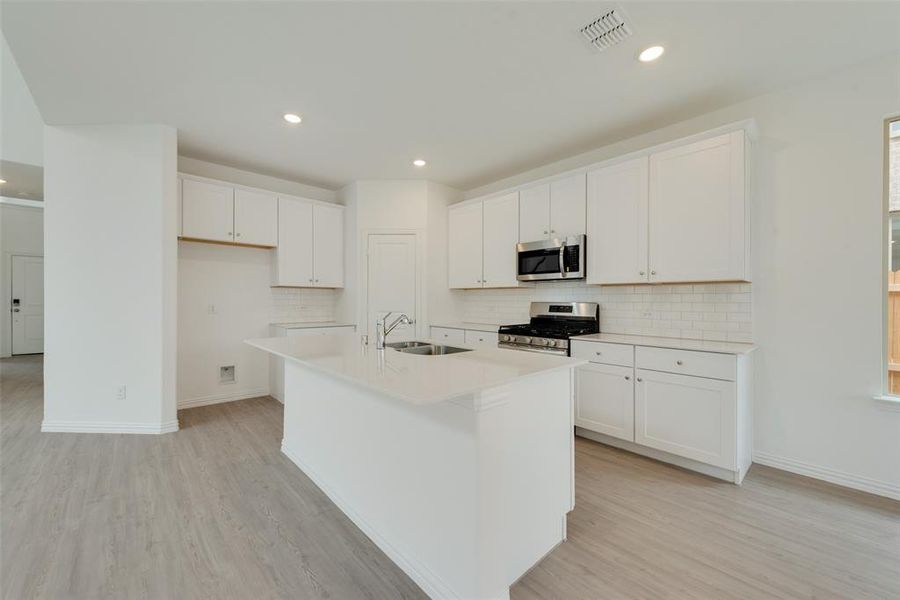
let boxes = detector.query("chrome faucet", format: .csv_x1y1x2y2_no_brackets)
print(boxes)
376,312,414,349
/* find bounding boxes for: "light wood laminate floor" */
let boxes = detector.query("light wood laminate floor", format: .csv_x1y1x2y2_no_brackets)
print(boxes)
3,355,898,599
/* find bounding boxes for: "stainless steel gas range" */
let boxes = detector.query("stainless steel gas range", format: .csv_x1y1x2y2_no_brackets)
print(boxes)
498,302,599,355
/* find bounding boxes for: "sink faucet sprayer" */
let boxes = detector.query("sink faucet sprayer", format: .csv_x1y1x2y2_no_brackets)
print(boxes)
376,312,414,350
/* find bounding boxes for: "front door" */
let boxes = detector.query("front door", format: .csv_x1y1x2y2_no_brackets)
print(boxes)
11,255,44,355
366,234,417,343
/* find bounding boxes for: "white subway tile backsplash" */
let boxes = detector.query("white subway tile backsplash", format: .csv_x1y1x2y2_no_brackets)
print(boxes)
461,281,752,343
270,287,338,323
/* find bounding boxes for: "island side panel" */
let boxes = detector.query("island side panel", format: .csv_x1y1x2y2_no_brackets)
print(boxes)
281,361,484,599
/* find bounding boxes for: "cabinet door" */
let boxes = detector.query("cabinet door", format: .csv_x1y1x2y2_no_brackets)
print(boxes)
518,183,550,242
481,192,519,288
648,131,746,282
312,203,344,287
464,330,499,349
234,188,278,246
576,363,635,442
634,369,736,469
448,202,484,289
273,197,314,286
586,157,649,284
431,327,466,345
182,179,234,242
549,173,586,238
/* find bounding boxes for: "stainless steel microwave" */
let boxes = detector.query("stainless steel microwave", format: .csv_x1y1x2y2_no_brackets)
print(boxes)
516,235,586,282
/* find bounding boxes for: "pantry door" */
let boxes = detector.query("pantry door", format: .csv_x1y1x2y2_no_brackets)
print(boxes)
366,234,418,343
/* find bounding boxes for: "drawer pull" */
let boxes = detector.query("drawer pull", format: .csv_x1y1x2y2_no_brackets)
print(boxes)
624,375,631,381
676,360,683,366
636,377,643,382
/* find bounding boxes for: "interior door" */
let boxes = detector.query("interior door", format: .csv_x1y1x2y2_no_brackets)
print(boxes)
11,255,44,355
367,234,417,343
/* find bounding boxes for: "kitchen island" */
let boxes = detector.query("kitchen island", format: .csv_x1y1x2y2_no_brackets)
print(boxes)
246,334,584,600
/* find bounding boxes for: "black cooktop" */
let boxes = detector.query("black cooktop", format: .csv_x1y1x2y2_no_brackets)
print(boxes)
499,317,598,340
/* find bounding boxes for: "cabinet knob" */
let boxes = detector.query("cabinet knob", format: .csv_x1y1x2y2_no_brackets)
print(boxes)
308,278,313,282
650,270,657,275
228,232,232,236
636,377,643,382
551,230,556,234
315,279,319,283
625,375,631,381
595,351,602,356
236,232,241,237
639,271,645,276
676,360,683,366
543,230,548,235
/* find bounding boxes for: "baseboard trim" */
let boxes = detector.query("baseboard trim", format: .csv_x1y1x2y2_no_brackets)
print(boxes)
752,451,900,502
41,419,179,434
281,442,459,600
178,387,270,410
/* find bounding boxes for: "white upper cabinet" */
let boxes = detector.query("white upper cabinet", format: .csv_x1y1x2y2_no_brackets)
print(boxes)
648,130,747,282
312,203,344,288
273,197,314,286
549,173,586,239
234,188,278,247
448,201,484,289
273,197,344,288
518,184,551,242
481,192,519,288
182,179,234,243
586,156,650,284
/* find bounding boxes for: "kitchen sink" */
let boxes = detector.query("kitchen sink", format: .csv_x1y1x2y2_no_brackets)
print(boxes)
385,341,432,349
395,344,472,356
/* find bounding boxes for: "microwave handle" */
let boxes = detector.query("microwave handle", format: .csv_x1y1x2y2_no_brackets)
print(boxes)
558,243,566,277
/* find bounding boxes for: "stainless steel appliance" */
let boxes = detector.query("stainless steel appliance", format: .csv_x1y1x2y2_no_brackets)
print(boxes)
498,302,599,355
516,235,586,282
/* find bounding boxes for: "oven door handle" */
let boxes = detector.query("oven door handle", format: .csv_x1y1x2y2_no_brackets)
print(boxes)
558,242,566,277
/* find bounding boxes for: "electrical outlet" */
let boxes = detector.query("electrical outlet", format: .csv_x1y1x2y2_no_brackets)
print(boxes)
116,385,127,400
219,365,235,384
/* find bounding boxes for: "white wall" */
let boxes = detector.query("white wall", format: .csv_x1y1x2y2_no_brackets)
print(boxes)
336,180,462,338
43,124,178,433
0,202,43,357
466,54,900,500
175,164,340,407
177,241,337,408
0,33,43,166
178,156,337,203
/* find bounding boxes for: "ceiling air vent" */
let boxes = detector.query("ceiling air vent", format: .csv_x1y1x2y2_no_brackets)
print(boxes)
580,9,632,52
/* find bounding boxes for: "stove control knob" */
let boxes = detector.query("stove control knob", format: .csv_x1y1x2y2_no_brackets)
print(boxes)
547,340,557,347
522,337,532,344
499,334,509,342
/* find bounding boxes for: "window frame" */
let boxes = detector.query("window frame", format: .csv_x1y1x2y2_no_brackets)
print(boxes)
881,116,900,403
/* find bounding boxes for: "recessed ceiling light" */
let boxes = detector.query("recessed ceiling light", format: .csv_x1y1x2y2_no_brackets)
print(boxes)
0,179,6,184
283,113,302,124
638,45,665,62
412,159,427,167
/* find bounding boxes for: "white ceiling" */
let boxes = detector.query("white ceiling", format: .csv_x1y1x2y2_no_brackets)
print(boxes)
3,1,899,191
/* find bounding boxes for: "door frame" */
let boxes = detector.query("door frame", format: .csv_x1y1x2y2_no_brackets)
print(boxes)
359,229,425,342
8,252,44,356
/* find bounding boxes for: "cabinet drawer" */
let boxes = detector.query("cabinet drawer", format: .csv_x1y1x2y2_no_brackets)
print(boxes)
571,340,634,367
635,346,735,381
431,327,466,345
464,330,498,349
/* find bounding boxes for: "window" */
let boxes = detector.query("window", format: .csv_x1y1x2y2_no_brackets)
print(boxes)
886,119,900,394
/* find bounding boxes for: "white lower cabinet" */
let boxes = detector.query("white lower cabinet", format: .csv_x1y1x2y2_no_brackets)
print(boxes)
634,369,736,470
575,362,634,442
574,340,753,483
430,327,466,345
463,330,498,349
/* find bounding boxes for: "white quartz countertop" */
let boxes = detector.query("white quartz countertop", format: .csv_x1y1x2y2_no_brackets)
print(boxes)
270,321,356,330
571,333,756,355
430,321,516,333
246,335,584,405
